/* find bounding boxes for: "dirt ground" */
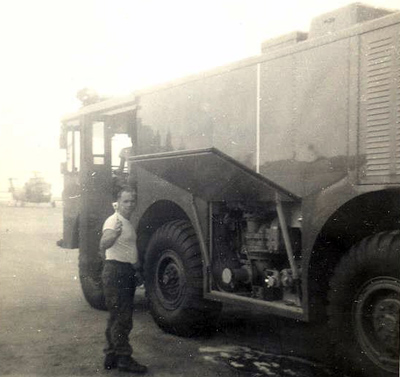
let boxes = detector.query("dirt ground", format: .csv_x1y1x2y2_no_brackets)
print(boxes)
0,204,344,377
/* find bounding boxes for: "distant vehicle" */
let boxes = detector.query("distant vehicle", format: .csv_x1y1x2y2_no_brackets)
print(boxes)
8,173,55,207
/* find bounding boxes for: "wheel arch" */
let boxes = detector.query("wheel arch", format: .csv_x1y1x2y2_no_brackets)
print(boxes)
137,200,190,265
307,188,400,317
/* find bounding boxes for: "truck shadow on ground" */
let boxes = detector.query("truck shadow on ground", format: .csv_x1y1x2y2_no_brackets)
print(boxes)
134,291,347,376
199,344,342,377
210,305,348,376
206,306,347,376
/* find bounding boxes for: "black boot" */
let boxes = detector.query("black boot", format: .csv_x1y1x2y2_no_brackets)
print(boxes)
104,353,118,370
117,356,148,374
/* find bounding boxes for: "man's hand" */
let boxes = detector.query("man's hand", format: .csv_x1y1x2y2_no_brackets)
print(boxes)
115,218,122,235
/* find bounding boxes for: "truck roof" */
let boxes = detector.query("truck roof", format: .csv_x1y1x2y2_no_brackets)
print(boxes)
62,3,400,123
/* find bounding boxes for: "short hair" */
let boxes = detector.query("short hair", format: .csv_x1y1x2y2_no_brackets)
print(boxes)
116,186,136,200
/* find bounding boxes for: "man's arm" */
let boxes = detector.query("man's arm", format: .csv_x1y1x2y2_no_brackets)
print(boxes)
100,219,122,251
99,219,122,260
100,229,120,251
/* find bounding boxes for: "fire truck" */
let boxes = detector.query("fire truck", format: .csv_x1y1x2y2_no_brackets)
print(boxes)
59,4,400,376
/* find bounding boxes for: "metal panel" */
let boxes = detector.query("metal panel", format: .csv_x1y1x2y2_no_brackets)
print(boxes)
136,66,258,169
259,39,349,197
359,24,400,183
131,148,299,202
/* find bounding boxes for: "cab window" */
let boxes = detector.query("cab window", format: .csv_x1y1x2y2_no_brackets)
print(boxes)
66,128,80,173
92,121,105,165
112,134,132,171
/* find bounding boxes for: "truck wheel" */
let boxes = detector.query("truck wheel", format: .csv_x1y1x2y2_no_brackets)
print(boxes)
145,220,221,336
79,253,107,311
328,231,400,377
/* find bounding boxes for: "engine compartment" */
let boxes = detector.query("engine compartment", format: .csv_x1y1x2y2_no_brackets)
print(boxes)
210,201,302,305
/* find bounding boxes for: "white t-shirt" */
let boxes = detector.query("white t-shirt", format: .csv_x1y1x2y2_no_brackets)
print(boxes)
102,212,138,265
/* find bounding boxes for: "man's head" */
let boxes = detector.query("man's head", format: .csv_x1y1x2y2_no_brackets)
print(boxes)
116,187,137,219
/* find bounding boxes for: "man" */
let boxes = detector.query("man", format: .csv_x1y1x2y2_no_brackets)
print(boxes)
99,187,147,374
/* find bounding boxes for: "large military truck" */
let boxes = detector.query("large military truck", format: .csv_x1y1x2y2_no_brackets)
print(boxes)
59,4,400,376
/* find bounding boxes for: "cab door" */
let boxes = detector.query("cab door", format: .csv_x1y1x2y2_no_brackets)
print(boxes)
80,115,114,260
77,107,137,310
79,109,137,273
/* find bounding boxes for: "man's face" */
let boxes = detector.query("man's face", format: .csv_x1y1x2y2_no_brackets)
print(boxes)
117,191,136,219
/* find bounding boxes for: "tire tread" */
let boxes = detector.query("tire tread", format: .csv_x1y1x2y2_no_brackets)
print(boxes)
327,231,400,376
145,220,221,336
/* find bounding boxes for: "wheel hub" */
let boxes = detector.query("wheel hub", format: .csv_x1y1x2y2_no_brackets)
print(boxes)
354,277,400,372
155,250,186,310
161,264,180,294
372,298,400,349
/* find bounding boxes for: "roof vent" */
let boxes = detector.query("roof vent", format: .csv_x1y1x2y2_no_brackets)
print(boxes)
309,3,393,38
261,31,308,53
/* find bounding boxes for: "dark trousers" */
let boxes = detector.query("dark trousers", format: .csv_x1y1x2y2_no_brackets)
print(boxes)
102,260,136,357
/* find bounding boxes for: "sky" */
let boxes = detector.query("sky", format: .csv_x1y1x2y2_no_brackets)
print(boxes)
0,0,399,196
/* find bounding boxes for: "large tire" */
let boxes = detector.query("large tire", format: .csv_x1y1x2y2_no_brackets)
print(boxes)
328,231,400,377
144,220,222,336
79,252,107,311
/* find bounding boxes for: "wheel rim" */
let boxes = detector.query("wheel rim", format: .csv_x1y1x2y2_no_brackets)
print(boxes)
353,277,400,373
155,250,186,310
